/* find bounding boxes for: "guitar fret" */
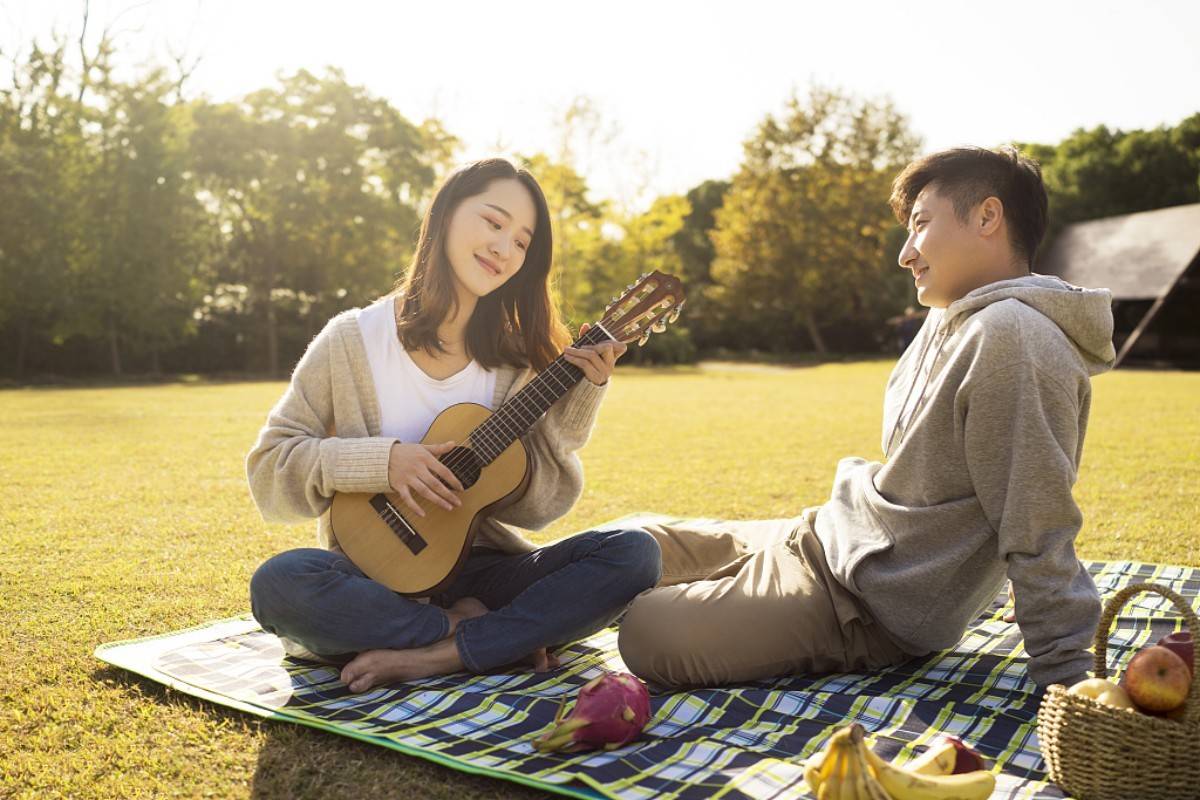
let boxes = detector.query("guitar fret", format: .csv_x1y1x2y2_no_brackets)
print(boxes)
531,382,553,405
468,326,612,466
475,422,503,459
493,409,520,438
544,368,568,393
513,391,542,420
483,425,505,456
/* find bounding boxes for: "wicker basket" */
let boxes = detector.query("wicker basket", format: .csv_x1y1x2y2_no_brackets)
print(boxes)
1037,582,1199,800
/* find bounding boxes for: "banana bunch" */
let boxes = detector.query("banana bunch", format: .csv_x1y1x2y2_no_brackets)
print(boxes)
802,724,996,800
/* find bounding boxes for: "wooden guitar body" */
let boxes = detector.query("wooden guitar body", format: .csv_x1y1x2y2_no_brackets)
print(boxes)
329,402,529,596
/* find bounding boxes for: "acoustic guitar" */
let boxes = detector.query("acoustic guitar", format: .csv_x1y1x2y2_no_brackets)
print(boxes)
329,270,686,596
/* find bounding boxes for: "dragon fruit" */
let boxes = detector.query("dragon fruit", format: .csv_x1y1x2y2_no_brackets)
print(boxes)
533,671,652,752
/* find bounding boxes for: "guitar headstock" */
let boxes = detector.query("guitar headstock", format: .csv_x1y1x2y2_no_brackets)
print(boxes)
596,271,686,347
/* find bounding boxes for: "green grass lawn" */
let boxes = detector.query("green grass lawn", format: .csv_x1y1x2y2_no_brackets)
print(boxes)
2,362,1197,798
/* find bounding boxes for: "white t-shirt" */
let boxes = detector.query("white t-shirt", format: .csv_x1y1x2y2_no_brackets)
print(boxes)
356,297,497,443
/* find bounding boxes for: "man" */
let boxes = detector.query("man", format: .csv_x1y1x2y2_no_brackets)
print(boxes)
618,146,1115,690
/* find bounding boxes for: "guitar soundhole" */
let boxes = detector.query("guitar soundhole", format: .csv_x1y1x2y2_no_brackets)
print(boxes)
443,446,483,490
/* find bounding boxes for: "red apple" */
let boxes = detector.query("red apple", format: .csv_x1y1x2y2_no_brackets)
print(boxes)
1156,631,1194,679
1121,645,1191,713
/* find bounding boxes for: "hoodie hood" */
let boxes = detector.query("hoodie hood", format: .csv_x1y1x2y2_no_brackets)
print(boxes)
943,273,1116,375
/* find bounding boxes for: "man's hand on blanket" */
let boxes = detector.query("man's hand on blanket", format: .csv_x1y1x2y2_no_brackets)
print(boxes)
1003,581,1016,623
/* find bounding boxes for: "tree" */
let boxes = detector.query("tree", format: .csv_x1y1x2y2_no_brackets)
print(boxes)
63,57,209,375
609,194,693,363
671,179,729,351
517,152,609,328
708,86,920,354
0,40,83,377
191,69,452,375
1020,116,1200,245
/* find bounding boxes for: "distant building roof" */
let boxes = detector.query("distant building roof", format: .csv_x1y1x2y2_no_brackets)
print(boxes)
1038,203,1200,300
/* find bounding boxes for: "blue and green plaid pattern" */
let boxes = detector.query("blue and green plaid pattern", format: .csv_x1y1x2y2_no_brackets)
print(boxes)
95,515,1200,800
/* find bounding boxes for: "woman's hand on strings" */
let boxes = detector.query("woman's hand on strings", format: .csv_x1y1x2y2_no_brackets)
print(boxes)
387,441,464,516
563,323,627,386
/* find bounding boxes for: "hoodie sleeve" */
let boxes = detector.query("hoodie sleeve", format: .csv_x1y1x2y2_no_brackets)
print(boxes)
245,318,396,523
489,377,607,531
962,360,1100,688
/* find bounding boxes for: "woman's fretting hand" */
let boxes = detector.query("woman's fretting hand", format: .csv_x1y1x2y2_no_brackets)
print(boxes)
563,323,628,386
387,441,464,517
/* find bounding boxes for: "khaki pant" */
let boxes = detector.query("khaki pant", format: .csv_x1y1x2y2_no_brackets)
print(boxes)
617,510,911,688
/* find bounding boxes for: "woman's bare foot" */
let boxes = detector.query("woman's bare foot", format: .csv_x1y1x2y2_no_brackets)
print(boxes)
339,597,563,692
339,597,487,693
341,636,464,693
445,596,488,634
526,648,561,672
341,641,561,692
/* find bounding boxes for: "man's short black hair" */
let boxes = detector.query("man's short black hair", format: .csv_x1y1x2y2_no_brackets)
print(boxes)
889,146,1049,266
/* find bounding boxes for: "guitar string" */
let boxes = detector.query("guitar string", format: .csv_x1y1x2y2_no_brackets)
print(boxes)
426,362,575,491
386,296,677,516
415,290,671,476
441,341,586,463
428,325,608,484
454,310,663,463
420,295,674,487
447,345,589,463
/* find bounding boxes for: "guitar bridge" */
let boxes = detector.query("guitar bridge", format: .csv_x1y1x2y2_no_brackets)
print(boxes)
369,494,428,555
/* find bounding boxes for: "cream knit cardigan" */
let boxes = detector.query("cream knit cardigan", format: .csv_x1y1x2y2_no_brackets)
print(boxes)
246,307,608,555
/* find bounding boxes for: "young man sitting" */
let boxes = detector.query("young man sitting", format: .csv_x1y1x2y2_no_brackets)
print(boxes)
618,146,1116,690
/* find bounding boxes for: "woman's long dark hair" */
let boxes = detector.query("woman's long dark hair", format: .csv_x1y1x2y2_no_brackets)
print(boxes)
391,158,570,371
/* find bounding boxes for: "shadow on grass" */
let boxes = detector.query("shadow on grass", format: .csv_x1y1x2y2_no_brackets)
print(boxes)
92,664,554,800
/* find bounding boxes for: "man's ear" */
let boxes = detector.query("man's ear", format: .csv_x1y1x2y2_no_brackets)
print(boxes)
977,196,1004,237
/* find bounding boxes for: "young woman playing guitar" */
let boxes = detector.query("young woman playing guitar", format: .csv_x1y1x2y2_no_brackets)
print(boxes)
246,158,661,693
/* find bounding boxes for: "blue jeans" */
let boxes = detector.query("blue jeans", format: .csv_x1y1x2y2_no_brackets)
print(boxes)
249,528,661,672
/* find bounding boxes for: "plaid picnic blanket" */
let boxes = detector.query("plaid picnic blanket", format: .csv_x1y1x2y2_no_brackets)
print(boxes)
95,514,1200,800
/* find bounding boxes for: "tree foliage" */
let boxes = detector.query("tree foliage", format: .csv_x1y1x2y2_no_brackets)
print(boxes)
1019,114,1200,244
2,33,1197,378
191,68,450,374
707,86,921,353
0,40,85,375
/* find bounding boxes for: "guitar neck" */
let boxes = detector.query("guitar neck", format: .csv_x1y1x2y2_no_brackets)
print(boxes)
468,324,614,464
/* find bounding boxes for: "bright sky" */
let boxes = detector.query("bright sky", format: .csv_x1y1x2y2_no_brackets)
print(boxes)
6,0,1200,209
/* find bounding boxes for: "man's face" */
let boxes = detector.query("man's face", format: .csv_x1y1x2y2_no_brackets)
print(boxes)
897,185,988,309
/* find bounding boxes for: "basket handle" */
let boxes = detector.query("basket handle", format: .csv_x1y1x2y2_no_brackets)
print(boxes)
1092,581,1200,724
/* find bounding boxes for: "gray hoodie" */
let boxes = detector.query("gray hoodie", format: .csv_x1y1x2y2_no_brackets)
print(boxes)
815,274,1116,687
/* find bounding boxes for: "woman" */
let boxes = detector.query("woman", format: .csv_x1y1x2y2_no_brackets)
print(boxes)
246,158,661,693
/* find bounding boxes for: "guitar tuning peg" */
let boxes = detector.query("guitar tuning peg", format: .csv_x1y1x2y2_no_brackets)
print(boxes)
651,320,667,333
668,306,681,323
638,331,651,347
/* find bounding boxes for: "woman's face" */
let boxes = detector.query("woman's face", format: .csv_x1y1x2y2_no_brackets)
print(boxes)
443,177,537,301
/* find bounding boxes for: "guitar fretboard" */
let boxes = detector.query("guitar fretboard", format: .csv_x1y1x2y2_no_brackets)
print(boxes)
465,324,614,464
